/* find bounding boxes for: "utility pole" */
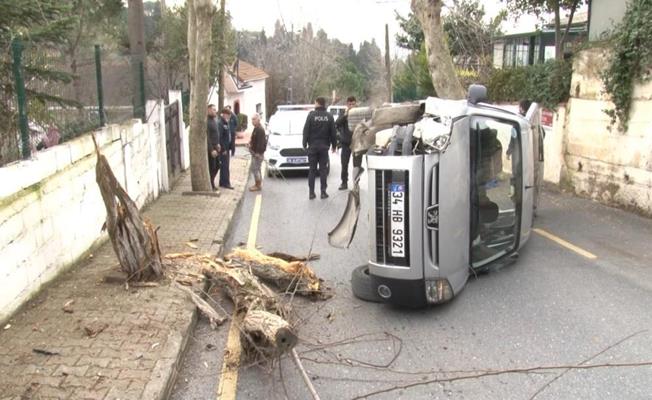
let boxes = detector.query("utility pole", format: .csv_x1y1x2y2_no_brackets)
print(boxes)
384,24,392,103
217,0,226,111
127,0,147,118
160,0,169,99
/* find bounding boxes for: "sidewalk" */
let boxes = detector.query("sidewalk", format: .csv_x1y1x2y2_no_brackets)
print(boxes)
0,155,250,400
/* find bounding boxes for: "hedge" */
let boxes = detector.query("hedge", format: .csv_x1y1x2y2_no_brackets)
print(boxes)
485,60,572,109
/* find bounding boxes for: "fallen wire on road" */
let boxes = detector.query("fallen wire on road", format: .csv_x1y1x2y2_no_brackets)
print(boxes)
528,329,649,400
349,361,652,399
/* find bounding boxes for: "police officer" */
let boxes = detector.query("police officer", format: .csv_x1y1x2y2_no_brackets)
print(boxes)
303,97,337,200
335,96,356,190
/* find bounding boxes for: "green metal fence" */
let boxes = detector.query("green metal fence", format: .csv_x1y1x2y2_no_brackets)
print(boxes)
1,41,147,166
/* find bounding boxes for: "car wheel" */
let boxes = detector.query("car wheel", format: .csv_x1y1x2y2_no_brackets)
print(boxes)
351,265,382,303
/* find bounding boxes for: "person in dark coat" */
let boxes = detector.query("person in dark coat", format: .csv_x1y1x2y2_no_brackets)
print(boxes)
206,104,221,190
334,96,357,190
217,108,234,189
303,96,337,199
248,113,267,192
225,105,238,156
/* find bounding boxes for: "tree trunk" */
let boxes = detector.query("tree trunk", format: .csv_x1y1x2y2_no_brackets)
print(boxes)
127,0,147,117
242,310,298,356
203,261,296,357
554,2,562,60
93,136,163,281
411,0,465,100
226,248,332,299
385,24,392,103
217,0,226,111
187,0,215,191
558,0,579,61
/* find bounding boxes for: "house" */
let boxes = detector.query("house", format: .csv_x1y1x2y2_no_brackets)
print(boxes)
492,12,588,68
209,59,269,130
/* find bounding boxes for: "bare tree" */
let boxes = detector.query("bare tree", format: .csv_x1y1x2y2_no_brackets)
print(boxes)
411,0,465,99
187,0,215,191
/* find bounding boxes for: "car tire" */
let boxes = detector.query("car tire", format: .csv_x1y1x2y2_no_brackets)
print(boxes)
351,265,382,303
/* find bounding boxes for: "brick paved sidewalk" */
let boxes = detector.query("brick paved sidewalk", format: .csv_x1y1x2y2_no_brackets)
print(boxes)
0,155,251,400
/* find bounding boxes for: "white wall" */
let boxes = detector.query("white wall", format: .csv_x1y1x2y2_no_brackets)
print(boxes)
544,48,652,215
0,104,173,323
589,0,630,41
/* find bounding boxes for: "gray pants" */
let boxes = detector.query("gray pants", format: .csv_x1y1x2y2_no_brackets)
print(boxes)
251,155,263,181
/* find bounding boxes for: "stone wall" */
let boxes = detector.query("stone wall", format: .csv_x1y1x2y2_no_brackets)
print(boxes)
0,103,170,322
545,48,652,216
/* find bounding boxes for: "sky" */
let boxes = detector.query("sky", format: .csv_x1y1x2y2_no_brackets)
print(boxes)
166,0,548,57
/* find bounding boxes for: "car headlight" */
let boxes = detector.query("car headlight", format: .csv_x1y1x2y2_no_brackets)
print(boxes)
269,143,280,151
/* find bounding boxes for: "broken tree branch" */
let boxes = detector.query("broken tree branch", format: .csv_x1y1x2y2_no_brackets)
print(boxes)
292,348,321,400
173,282,227,328
352,361,652,399
227,248,332,300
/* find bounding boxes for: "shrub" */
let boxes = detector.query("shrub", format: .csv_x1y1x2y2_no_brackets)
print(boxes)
237,113,248,132
486,60,572,109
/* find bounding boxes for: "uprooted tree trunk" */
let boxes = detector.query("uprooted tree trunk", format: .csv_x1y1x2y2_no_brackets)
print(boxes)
203,259,298,358
411,0,466,100
93,136,163,281
167,250,331,357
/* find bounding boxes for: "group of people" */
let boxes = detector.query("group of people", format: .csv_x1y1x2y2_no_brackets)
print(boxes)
206,104,267,192
207,95,359,198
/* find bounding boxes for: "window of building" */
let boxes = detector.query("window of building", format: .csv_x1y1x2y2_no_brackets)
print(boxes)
515,43,529,66
493,43,504,68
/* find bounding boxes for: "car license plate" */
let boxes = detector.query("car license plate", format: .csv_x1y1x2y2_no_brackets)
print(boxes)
389,183,405,258
287,157,307,164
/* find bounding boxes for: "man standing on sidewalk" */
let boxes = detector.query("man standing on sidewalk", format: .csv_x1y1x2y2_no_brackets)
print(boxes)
225,105,238,156
207,104,221,191
248,113,266,192
217,108,234,189
335,96,356,190
303,96,337,200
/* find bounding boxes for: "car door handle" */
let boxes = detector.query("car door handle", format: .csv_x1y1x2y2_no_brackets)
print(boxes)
525,185,534,189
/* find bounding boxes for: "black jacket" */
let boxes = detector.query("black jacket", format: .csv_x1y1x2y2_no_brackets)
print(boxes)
335,112,352,146
217,117,231,153
207,116,220,152
302,106,336,151
249,126,267,155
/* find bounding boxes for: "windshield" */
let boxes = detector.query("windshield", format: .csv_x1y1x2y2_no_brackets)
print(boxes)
470,115,522,268
269,111,310,135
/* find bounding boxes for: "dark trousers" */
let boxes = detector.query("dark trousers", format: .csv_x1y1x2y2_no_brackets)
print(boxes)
218,151,231,187
340,145,351,184
308,148,329,194
208,152,219,189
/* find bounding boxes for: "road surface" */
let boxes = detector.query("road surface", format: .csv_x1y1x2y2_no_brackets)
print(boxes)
172,150,652,400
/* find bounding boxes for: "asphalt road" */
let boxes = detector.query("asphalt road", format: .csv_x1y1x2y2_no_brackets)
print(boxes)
172,150,652,400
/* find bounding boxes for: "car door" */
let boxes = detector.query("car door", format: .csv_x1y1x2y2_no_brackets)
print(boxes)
519,103,540,245
525,103,544,216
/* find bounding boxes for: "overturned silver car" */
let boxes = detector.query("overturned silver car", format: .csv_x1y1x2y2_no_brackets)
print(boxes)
330,85,545,307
